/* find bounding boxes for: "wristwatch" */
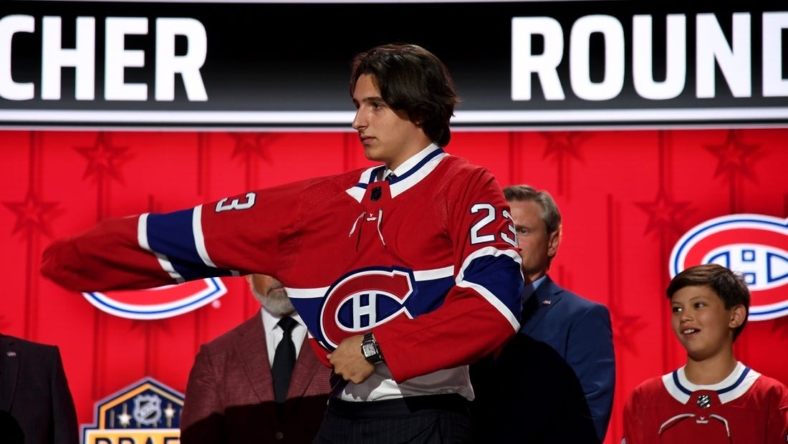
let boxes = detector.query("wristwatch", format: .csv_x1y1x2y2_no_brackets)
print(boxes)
360,331,385,364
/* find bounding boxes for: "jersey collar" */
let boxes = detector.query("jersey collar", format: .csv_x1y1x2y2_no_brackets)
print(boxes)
661,361,760,405
347,144,448,202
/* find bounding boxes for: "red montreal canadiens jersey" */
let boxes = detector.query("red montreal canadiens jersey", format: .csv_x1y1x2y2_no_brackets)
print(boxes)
622,362,788,444
41,145,524,401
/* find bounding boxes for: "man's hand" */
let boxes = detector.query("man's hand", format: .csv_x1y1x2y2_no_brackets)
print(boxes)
327,334,375,384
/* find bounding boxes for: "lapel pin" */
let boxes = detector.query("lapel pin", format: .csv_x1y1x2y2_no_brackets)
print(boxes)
542,300,551,305
7,351,16,357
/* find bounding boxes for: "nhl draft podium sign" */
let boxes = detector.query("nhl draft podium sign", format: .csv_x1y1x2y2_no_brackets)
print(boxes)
81,378,184,444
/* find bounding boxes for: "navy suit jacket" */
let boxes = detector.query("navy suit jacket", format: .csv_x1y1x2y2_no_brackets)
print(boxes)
470,275,615,444
0,334,79,444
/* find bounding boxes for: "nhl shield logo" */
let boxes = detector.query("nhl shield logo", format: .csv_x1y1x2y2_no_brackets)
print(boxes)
133,394,162,425
697,394,712,408
670,214,788,321
82,277,227,320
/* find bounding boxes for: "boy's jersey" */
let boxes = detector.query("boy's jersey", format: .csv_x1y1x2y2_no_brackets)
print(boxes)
622,362,788,444
41,145,524,402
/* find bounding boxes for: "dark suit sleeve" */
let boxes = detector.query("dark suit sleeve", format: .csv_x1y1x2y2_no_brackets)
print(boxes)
50,346,79,444
566,303,615,443
181,345,225,444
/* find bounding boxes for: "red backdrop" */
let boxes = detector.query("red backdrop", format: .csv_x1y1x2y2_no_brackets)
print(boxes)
1,128,787,443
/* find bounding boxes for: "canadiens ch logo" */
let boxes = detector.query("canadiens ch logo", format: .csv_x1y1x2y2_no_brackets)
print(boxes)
320,267,416,348
81,377,184,444
670,214,788,321
82,278,227,320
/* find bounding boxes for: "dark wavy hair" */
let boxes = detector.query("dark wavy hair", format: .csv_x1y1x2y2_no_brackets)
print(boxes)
349,43,460,147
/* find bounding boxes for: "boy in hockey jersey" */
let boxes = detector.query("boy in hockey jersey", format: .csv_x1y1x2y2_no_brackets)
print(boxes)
40,43,524,443
622,264,788,443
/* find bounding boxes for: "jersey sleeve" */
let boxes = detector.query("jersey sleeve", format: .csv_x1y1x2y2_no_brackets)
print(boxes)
41,180,308,292
767,379,788,443
374,166,523,382
621,387,657,444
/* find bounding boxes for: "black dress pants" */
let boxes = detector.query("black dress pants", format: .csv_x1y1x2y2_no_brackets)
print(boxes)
313,394,473,444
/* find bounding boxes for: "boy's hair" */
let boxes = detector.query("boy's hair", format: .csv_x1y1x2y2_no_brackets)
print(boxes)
349,43,460,147
666,263,750,341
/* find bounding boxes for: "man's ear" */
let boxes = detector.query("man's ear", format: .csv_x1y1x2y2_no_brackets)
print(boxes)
547,225,561,258
729,304,747,328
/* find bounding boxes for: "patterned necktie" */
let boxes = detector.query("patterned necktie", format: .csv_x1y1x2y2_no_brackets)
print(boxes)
272,316,297,404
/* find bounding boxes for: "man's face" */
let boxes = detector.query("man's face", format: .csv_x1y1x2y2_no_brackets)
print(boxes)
351,74,428,170
249,274,294,317
508,199,559,283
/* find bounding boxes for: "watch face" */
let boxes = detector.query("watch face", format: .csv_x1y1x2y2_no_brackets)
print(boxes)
362,342,377,357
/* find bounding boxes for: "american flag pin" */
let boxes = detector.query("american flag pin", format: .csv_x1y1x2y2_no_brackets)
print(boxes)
542,300,551,305
7,351,16,357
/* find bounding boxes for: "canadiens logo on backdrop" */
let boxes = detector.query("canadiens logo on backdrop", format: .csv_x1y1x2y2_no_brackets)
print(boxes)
670,214,788,321
82,377,183,444
319,267,415,348
82,278,227,320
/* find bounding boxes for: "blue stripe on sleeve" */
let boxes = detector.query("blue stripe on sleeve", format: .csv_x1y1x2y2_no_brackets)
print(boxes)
460,253,524,318
146,210,234,279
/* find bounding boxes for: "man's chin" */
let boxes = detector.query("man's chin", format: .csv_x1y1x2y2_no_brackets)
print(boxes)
267,287,286,297
261,293,296,317
364,145,383,160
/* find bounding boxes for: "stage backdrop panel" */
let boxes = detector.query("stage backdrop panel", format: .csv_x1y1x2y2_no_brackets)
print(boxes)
1,128,787,444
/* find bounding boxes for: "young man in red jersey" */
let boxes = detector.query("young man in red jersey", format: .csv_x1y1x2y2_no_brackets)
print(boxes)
41,43,523,444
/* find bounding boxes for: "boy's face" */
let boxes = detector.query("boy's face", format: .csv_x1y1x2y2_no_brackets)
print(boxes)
670,285,744,361
351,74,429,170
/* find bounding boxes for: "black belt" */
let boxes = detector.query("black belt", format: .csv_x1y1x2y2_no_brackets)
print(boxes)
328,394,470,419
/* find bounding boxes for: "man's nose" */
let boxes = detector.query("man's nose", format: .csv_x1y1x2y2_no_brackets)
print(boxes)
352,110,366,130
